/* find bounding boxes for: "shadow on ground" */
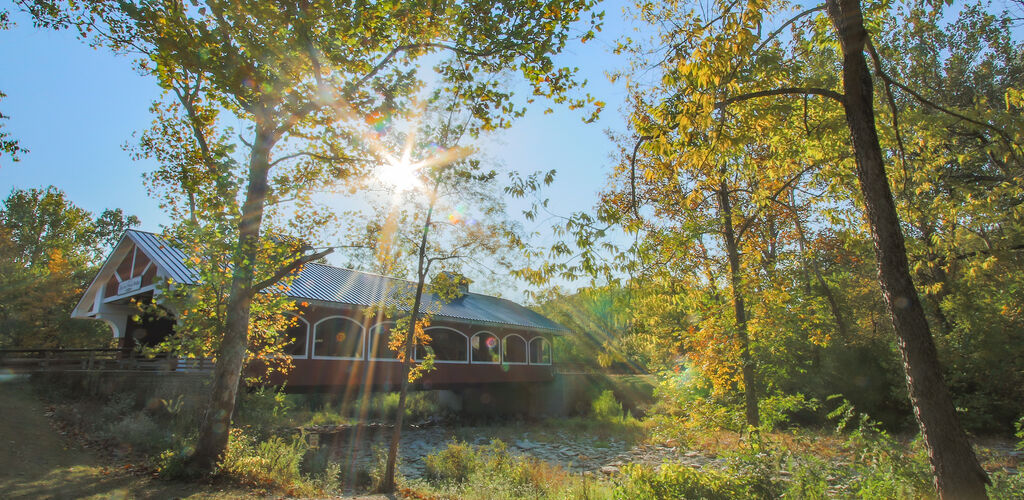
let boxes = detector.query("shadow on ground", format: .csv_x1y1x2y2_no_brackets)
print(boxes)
0,377,250,499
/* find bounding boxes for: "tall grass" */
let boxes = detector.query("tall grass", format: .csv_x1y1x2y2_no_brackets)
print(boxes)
416,439,613,500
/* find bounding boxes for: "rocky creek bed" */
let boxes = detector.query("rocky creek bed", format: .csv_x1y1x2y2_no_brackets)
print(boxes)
304,423,1022,497
305,424,723,481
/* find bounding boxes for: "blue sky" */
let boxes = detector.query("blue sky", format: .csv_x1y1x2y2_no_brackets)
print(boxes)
0,2,632,230
0,2,636,299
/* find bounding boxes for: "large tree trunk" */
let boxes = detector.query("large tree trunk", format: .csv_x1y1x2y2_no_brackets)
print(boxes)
188,122,276,474
825,0,988,497
718,183,759,428
382,204,434,493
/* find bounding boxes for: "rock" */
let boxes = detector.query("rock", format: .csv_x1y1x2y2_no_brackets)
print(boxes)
600,466,619,475
515,439,539,451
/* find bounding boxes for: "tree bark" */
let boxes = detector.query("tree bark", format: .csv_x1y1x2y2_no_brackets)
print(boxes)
825,0,988,497
382,203,434,493
188,121,277,474
718,182,759,427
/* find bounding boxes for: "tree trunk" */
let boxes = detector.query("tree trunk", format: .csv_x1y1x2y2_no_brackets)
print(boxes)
825,0,988,497
718,182,759,428
188,122,276,474
382,204,434,493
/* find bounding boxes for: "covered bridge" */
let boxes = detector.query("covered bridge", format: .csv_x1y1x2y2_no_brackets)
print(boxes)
70,230,566,390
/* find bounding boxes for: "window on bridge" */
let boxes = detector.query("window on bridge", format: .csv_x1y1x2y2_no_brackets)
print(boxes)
471,332,500,363
418,328,468,362
313,316,364,358
503,335,527,364
530,337,551,364
368,322,400,360
280,315,309,357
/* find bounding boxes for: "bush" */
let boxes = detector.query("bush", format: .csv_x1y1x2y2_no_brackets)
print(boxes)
614,463,763,500
100,392,136,422
593,390,626,422
234,386,293,432
155,446,193,479
1016,416,1024,451
418,440,607,499
988,470,1024,500
219,427,311,492
103,411,172,454
424,441,477,483
829,397,932,500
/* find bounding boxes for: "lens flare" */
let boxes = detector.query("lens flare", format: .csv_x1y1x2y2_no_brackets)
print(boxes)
366,111,392,135
376,156,422,193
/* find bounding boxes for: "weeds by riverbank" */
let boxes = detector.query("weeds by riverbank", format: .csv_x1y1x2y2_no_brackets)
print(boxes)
22,373,1024,499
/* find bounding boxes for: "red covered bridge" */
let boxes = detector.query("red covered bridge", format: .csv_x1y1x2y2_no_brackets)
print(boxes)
70,230,565,391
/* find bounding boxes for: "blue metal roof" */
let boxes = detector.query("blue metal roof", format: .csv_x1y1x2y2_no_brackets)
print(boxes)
124,230,568,333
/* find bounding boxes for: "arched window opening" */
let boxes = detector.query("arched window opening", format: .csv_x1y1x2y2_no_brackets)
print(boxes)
280,314,309,357
529,337,551,364
471,332,500,364
417,327,468,362
502,335,527,364
313,316,365,359
368,322,400,360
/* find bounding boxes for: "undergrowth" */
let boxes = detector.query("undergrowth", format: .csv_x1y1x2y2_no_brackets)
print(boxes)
415,439,613,499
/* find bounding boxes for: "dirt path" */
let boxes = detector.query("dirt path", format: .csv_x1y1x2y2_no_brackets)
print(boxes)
0,377,247,499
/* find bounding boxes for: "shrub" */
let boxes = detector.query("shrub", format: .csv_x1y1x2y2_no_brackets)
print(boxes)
418,440,612,499
424,441,477,483
219,427,311,492
104,411,172,454
100,392,136,422
829,397,932,500
155,446,192,479
234,386,293,432
614,463,762,500
758,393,817,431
367,444,396,492
1016,416,1024,451
593,390,626,422
783,454,836,500
988,470,1024,500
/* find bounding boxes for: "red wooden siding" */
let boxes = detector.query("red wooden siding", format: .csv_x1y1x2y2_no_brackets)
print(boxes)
104,244,156,298
255,304,556,389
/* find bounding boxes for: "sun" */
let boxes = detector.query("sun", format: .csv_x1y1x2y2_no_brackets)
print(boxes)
376,154,423,193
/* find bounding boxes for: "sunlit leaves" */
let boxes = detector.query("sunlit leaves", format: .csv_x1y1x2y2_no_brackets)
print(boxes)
0,187,139,349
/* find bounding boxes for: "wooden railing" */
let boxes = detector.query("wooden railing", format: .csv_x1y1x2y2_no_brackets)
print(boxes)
0,348,214,373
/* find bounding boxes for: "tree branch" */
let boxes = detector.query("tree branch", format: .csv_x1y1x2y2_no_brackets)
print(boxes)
871,59,1022,165
751,5,826,56
736,164,815,240
251,248,333,295
350,42,504,93
268,150,370,168
866,40,911,194
716,87,844,109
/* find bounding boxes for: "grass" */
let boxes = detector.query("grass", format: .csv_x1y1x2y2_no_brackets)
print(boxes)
19,373,1024,499
0,378,255,499
410,439,615,500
